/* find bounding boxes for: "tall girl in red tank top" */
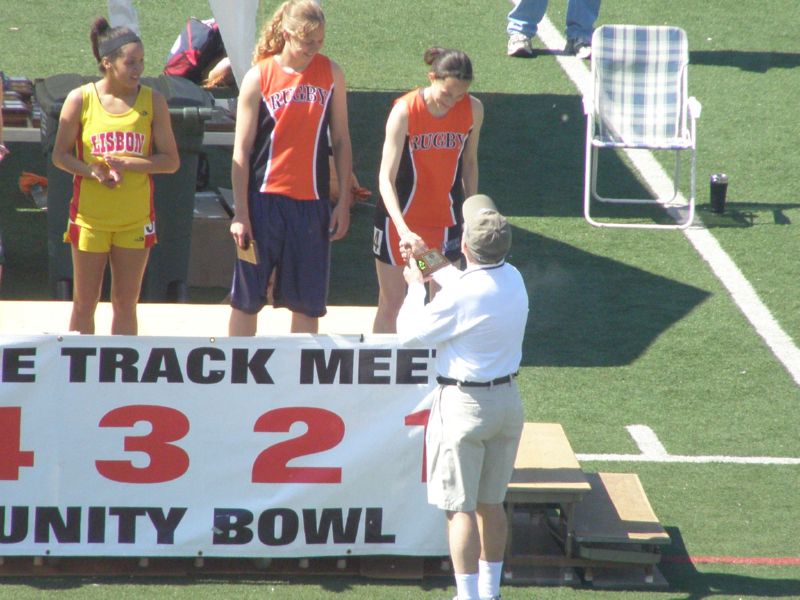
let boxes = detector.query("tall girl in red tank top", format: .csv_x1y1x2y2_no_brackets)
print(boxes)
228,0,353,336
372,48,484,333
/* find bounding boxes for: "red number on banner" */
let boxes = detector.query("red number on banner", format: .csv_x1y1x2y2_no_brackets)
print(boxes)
252,407,344,484
405,409,430,483
0,407,35,480
95,405,190,484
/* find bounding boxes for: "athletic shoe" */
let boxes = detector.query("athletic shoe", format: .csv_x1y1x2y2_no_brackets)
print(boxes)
507,33,533,58
565,38,592,59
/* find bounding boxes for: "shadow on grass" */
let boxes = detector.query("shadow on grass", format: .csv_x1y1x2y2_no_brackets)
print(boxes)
478,93,710,366
690,50,800,72
509,47,574,59
478,92,588,218
660,526,800,599
697,202,800,228
477,91,694,227
510,226,709,367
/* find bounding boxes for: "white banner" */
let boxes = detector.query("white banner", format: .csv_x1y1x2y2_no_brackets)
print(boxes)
0,334,445,557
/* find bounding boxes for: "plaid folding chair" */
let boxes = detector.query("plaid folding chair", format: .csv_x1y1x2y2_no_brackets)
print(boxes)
583,25,701,229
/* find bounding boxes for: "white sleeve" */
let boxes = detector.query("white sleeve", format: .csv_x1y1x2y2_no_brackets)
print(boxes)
397,281,460,346
396,282,427,344
430,264,460,288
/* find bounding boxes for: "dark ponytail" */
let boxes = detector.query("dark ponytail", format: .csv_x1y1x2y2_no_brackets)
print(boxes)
90,17,112,64
90,16,141,72
424,47,473,82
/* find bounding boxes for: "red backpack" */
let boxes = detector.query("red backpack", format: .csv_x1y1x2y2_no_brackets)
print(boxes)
163,18,225,83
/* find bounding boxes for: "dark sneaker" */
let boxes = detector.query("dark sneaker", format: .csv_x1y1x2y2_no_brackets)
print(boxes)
507,33,533,57
565,37,592,59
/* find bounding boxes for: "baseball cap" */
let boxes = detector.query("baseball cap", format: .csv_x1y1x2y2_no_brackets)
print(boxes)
462,194,511,263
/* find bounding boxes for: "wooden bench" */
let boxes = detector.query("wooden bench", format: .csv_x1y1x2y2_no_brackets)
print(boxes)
571,472,671,584
504,423,591,579
508,423,591,499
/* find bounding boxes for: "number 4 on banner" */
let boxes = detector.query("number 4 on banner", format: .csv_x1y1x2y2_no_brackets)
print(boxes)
0,407,35,480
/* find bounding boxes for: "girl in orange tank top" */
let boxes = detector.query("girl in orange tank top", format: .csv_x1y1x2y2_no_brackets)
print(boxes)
372,47,484,334
228,0,353,336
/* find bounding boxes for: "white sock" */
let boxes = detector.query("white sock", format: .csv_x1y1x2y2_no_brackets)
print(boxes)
478,559,503,599
454,572,480,600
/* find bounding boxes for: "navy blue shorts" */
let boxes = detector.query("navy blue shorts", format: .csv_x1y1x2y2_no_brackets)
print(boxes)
372,217,463,266
230,192,331,317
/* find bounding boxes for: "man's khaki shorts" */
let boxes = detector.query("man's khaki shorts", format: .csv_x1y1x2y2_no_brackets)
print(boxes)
425,381,524,512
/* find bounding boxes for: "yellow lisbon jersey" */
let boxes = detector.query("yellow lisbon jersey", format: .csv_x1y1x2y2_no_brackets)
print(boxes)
69,83,155,232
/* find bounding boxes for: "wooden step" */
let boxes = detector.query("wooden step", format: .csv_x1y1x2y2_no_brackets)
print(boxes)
504,422,591,581
571,472,670,563
507,422,591,498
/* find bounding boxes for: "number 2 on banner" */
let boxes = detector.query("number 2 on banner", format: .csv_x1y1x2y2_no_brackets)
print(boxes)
95,405,190,483
0,407,35,480
252,407,344,484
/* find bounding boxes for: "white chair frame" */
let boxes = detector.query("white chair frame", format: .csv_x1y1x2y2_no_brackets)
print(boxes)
583,25,701,229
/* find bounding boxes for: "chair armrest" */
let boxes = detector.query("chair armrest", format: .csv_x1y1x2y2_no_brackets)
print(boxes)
688,96,702,119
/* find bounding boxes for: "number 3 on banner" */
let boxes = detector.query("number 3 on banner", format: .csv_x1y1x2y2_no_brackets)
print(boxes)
96,405,190,483
252,407,344,484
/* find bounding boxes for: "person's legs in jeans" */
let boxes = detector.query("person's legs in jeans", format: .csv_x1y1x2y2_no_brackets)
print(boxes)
507,0,547,38
507,0,547,57
565,0,600,43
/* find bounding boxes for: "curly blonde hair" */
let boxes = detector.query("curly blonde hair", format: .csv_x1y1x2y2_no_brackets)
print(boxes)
252,0,325,62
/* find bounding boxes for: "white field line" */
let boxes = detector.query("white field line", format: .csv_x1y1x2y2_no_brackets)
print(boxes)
537,16,800,387
576,425,800,465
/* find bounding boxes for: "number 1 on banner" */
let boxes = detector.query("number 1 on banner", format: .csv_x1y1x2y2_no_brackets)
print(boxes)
405,409,430,483
0,407,35,480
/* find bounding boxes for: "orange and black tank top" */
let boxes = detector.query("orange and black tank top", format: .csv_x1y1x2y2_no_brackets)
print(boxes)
70,83,155,231
250,53,334,200
380,88,474,228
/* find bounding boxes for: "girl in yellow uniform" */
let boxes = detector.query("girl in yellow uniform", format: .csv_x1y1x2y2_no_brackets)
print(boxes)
52,17,179,335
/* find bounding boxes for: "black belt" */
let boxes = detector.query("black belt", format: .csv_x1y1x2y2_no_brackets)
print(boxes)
436,373,517,388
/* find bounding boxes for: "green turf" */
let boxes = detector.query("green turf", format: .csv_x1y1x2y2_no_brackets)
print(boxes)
1,1,799,598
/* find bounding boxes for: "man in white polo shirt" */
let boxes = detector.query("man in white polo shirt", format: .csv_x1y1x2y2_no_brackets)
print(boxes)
397,194,529,600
